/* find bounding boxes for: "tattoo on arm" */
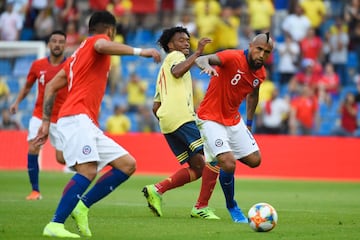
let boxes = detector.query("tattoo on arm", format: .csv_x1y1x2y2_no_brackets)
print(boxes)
43,95,55,121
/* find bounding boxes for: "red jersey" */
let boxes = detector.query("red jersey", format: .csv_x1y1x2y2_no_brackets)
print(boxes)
341,103,358,133
61,34,111,124
291,96,318,128
197,49,266,126
26,57,67,123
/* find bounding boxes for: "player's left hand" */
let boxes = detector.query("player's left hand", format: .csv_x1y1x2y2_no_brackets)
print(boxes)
34,122,50,147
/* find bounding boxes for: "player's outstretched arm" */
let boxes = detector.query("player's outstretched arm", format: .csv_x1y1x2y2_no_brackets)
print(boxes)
195,54,221,77
94,39,161,63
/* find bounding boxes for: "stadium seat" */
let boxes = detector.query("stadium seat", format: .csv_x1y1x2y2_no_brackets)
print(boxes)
126,112,139,132
0,59,12,75
347,51,358,68
20,28,34,41
13,57,33,77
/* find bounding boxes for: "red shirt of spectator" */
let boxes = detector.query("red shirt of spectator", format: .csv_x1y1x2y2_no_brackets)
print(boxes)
291,88,318,128
300,28,323,61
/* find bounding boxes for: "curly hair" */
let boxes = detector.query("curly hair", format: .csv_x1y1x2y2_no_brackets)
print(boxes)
157,26,190,53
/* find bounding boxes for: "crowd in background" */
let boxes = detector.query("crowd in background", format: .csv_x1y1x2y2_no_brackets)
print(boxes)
0,0,360,137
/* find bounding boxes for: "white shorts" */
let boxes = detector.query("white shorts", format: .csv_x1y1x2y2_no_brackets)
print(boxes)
27,116,63,151
196,117,259,164
57,114,128,171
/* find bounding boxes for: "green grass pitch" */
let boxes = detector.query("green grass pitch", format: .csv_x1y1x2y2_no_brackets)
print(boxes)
0,171,359,240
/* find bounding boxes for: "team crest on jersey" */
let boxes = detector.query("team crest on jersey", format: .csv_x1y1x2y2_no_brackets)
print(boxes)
215,139,223,147
82,145,92,155
253,79,260,87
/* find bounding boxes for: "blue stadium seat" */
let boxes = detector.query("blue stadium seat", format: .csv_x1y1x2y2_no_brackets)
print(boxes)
0,59,12,75
7,79,20,93
133,29,154,46
20,28,34,40
13,57,33,77
347,51,358,68
126,112,139,132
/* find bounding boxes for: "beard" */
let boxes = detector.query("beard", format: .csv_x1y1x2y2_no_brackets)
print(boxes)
248,58,263,70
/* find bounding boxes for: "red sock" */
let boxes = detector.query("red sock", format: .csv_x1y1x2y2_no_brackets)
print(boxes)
155,167,197,194
195,163,219,209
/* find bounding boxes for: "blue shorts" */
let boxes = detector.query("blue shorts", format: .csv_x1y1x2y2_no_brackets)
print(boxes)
164,121,203,165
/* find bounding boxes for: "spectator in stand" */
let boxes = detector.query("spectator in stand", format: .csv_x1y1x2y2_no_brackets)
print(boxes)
289,85,319,135
277,33,301,85
344,0,360,30
123,72,148,113
247,0,275,34
282,3,311,42
317,62,340,105
64,20,82,54
105,104,131,135
327,17,350,86
257,87,290,134
288,58,322,98
0,78,10,110
0,108,22,130
299,0,327,36
299,28,323,63
349,21,360,75
215,6,240,50
24,0,48,29
58,0,81,30
176,10,197,36
137,105,158,133
194,0,221,53
0,1,23,41
34,6,55,41
331,92,359,137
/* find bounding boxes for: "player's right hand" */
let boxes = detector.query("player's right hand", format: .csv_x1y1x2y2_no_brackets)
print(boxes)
197,38,212,53
9,104,18,114
141,48,161,63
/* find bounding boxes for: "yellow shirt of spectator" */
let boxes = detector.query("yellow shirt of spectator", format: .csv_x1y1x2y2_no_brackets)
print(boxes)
216,11,240,50
300,0,326,28
127,77,148,106
256,78,276,114
154,51,195,134
105,111,131,135
247,0,275,32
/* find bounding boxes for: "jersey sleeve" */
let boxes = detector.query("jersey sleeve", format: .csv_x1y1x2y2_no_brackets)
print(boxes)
26,62,38,85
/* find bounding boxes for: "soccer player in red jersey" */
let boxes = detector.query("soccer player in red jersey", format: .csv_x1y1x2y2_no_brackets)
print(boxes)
35,11,161,238
10,30,68,201
193,32,274,222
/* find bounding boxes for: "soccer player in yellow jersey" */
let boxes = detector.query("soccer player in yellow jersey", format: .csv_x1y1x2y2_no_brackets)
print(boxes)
142,26,220,219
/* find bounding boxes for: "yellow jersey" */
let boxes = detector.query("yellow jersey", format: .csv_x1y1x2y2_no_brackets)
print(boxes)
154,51,195,134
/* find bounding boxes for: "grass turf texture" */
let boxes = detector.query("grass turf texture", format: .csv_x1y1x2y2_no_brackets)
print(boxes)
0,171,359,240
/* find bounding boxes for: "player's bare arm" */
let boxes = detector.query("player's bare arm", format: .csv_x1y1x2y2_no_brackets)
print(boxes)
94,39,161,63
34,70,67,146
171,37,212,78
246,87,260,130
195,54,221,76
152,101,161,120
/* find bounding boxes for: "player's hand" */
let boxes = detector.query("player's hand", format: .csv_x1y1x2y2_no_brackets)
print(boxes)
34,121,50,147
9,103,18,114
141,48,161,63
200,66,219,77
197,38,212,54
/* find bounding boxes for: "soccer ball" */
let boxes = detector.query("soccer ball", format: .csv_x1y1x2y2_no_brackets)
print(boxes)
248,202,278,232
